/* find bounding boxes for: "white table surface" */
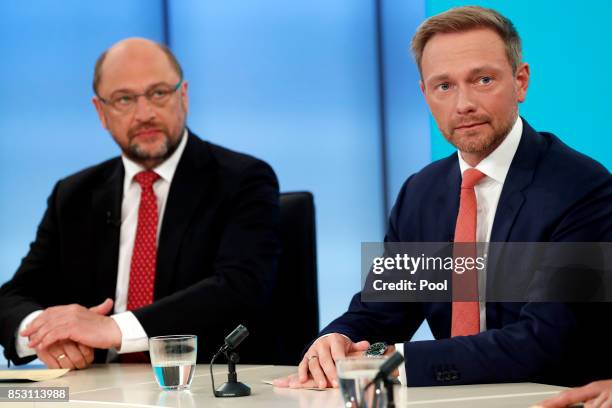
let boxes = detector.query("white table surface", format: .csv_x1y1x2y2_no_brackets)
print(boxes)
0,364,567,407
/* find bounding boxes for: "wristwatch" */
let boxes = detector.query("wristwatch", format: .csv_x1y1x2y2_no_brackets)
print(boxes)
364,342,387,357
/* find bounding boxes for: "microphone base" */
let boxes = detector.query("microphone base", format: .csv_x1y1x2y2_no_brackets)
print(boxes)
215,381,251,397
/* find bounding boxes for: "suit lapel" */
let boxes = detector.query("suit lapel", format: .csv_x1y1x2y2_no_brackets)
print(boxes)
155,132,213,299
442,159,462,242
486,119,544,314
490,119,542,242
92,160,124,304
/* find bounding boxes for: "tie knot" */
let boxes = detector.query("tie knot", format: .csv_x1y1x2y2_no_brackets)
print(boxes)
134,170,160,189
461,168,486,189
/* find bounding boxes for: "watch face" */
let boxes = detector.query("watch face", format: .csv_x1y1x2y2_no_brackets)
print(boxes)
365,342,387,357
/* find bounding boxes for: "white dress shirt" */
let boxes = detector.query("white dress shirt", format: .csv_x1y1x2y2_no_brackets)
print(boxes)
16,129,189,358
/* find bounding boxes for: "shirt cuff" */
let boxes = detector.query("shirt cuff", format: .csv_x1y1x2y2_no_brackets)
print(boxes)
110,312,149,354
15,310,43,358
395,342,407,386
318,332,352,342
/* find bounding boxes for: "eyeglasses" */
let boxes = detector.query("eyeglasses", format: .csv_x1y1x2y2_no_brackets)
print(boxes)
98,79,183,113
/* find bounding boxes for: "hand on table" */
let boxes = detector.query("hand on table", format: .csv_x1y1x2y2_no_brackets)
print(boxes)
273,334,395,389
21,298,122,351
36,339,94,370
533,380,612,408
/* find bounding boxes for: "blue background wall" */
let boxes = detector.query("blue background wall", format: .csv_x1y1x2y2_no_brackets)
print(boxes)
1,0,610,364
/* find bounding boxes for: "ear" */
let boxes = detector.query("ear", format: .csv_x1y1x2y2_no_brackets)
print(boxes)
515,62,530,103
180,80,189,113
92,97,109,130
419,80,425,95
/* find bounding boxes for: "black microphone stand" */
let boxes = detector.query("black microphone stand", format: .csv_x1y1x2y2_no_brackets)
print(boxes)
210,324,251,397
362,376,395,408
360,351,404,408
382,376,396,408
212,350,250,397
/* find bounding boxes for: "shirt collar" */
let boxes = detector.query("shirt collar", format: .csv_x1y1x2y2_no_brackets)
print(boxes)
121,128,189,192
458,116,522,184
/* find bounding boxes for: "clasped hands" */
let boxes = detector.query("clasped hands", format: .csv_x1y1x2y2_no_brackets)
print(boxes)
19,298,122,370
272,334,395,389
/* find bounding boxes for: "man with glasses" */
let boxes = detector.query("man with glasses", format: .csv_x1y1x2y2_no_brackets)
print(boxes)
0,38,280,369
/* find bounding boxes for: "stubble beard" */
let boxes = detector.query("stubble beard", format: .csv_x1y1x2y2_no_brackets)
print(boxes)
123,124,184,168
447,111,516,158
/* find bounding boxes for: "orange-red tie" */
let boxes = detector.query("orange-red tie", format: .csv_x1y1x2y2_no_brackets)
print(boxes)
451,168,486,337
127,170,160,311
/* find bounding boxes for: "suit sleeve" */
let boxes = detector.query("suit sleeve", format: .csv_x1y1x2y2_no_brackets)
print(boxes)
319,175,425,347
403,173,612,386
0,183,62,365
131,160,280,345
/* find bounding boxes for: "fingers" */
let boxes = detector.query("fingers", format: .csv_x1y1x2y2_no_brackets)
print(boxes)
285,373,317,389
536,384,602,408
307,354,328,389
61,341,87,370
588,391,611,408
38,343,76,370
302,335,353,388
298,351,311,382
600,392,612,408
20,311,50,337
39,326,74,350
273,373,313,388
348,340,370,353
319,336,350,388
292,377,318,389
77,343,94,366
24,305,76,343
272,375,292,388
89,298,114,315
37,347,60,369
299,342,325,386
37,340,93,371
27,319,61,348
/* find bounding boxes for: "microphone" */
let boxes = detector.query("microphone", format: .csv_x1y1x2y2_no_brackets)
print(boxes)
106,211,120,227
210,325,251,397
371,351,404,383
221,325,249,352
362,352,404,408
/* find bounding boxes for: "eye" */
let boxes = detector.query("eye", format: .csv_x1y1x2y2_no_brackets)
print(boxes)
437,82,451,91
150,88,171,100
478,76,493,85
114,94,136,105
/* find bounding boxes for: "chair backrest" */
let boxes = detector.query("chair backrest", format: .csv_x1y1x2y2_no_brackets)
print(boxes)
271,191,319,364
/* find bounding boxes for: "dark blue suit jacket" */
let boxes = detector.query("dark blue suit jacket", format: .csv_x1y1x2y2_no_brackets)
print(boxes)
321,119,612,386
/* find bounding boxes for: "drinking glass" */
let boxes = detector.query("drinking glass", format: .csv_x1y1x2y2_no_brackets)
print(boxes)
336,357,388,408
149,335,197,391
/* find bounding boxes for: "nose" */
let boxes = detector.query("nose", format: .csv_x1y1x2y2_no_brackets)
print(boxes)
133,94,156,122
455,86,477,115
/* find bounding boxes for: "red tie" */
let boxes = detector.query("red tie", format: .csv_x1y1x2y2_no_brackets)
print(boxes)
451,168,486,337
127,170,160,311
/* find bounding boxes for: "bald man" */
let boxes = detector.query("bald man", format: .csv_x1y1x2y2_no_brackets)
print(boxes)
0,38,280,369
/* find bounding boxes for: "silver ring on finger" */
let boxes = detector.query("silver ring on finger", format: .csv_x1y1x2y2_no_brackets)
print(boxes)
307,355,318,362
57,354,67,360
